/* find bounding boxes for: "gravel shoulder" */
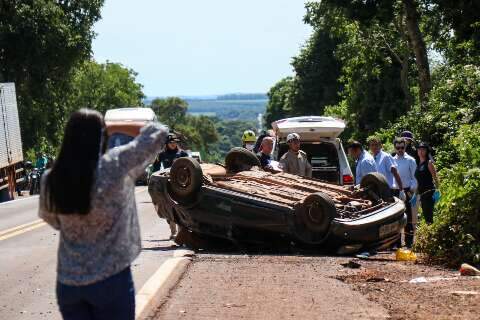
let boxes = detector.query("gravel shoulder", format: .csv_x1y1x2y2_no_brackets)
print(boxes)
148,253,480,320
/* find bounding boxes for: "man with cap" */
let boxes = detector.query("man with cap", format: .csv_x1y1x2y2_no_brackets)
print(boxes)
152,133,189,172
279,133,312,177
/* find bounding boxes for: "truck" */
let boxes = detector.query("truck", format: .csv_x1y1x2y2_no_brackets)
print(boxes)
0,83,24,202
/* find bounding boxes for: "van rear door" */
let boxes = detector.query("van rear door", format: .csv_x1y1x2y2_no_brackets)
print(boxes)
272,116,345,141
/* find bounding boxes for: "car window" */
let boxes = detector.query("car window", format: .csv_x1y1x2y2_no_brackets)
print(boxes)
107,133,134,149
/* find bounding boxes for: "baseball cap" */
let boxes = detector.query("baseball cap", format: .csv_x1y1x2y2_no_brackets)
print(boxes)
400,131,414,140
167,134,180,143
417,142,430,150
286,133,300,142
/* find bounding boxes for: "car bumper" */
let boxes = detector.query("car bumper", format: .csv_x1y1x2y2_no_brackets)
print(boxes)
328,199,406,250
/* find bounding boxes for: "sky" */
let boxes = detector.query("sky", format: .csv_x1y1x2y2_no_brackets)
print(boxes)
92,0,312,97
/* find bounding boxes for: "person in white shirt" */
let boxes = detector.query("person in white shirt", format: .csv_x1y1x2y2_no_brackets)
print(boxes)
367,137,405,200
392,137,418,248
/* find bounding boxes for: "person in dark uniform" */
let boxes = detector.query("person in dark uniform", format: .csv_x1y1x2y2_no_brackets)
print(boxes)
415,142,440,224
152,134,188,172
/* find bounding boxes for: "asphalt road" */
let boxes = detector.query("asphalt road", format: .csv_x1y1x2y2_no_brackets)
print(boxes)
0,187,175,320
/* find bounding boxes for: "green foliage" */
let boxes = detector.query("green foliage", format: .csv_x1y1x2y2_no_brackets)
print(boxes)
209,120,257,163
374,63,480,168
415,124,480,267
0,0,104,150
150,97,188,129
148,97,220,162
265,77,294,125
68,61,145,115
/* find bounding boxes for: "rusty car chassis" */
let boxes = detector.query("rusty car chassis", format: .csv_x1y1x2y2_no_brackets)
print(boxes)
148,154,406,253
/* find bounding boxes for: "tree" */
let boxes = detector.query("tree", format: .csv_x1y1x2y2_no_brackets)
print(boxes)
0,0,104,150
289,28,343,116
68,61,145,115
402,0,431,108
264,77,294,125
318,0,431,107
150,97,188,128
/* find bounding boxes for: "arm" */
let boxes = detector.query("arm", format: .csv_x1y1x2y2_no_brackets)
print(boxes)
387,156,403,190
279,156,289,173
103,123,168,179
38,173,60,230
428,160,440,188
409,159,418,191
305,159,312,178
391,166,404,190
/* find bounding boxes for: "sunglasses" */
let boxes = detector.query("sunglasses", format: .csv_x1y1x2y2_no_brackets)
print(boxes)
395,145,405,150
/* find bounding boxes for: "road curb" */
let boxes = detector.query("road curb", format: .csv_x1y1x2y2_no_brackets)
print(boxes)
135,249,194,319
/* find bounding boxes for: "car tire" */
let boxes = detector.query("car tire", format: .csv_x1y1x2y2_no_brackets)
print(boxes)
169,157,203,204
360,172,393,202
225,147,261,173
297,192,337,235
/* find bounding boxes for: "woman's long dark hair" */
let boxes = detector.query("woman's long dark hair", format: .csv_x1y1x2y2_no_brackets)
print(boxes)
46,109,108,214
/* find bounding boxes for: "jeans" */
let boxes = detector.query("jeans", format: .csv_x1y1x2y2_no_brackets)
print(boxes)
393,189,414,248
56,267,135,320
420,190,435,224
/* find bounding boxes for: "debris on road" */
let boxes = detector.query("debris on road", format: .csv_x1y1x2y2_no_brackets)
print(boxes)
450,291,480,296
395,248,417,261
459,263,480,276
366,277,390,283
408,276,460,284
341,260,362,269
355,251,371,259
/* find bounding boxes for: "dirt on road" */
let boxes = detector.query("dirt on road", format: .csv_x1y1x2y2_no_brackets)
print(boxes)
148,253,480,320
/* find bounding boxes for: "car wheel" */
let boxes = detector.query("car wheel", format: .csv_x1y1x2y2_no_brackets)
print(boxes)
297,192,337,235
360,172,393,202
225,147,261,173
169,157,203,204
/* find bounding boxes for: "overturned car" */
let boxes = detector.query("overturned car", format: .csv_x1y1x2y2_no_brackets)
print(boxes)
148,149,406,253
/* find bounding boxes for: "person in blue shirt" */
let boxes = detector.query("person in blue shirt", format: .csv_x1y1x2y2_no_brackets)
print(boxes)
35,153,48,169
367,136,405,201
347,140,377,185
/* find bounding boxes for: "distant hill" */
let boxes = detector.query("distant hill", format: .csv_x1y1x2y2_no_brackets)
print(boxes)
145,93,268,122
216,93,267,100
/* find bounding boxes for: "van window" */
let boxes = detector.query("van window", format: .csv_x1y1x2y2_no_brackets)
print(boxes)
108,133,134,149
277,142,340,183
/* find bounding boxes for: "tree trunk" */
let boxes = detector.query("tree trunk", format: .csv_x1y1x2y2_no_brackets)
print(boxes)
402,0,431,109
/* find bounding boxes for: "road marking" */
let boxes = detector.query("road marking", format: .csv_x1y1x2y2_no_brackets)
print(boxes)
0,187,147,242
0,219,47,242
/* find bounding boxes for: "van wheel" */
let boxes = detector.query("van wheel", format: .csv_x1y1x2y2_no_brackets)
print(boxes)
225,147,261,173
296,192,337,235
360,173,392,202
169,158,203,204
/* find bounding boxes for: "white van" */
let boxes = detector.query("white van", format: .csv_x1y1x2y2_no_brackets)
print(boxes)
271,116,354,185
104,107,157,149
104,107,158,184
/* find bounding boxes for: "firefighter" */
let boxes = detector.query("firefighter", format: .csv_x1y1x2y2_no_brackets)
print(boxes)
279,133,312,177
241,130,257,152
